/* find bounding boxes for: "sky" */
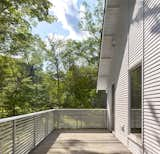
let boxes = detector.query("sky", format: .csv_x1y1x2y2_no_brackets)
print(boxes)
32,0,96,41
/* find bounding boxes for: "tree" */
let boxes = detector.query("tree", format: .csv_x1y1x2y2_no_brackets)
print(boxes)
0,56,37,116
46,35,65,106
63,65,97,108
43,0,105,109
0,0,55,55
79,0,104,66
0,0,106,118
0,0,56,117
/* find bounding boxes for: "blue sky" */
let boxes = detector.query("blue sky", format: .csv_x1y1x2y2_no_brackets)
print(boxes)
32,0,96,40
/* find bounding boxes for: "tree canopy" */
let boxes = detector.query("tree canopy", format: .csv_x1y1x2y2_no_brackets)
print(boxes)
0,0,106,118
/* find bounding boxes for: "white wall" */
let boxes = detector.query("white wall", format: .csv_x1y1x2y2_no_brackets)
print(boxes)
107,0,143,153
109,0,130,146
105,0,160,153
143,0,160,153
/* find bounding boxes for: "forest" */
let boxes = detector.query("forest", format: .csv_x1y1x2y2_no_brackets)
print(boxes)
0,0,106,118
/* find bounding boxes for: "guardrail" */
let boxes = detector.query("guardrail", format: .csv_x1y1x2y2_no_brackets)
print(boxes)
0,109,108,154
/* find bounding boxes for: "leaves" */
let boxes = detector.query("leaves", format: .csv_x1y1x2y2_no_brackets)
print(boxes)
0,0,56,55
0,0,105,118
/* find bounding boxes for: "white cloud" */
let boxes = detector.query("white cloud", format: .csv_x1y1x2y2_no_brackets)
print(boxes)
49,0,90,40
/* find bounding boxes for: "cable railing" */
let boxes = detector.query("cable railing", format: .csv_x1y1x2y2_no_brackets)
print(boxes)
0,109,108,154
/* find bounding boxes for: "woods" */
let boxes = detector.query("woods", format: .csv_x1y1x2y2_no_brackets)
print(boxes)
0,0,105,118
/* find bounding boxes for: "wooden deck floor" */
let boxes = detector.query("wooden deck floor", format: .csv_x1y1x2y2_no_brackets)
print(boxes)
30,129,132,154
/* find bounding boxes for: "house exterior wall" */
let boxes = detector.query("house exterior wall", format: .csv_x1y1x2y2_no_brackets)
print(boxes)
129,0,143,68
143,0,160,153
128,1,143,153
107,0,130,146
105,0,160,153
108,1,143,151
103,0,160,153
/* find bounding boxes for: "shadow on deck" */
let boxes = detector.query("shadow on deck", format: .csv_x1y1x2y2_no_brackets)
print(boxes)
29,129,132,154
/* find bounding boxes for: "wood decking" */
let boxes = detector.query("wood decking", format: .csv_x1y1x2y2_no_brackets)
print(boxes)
30,129,132,154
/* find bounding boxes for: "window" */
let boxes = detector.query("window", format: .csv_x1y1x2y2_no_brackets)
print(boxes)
130,65,142,133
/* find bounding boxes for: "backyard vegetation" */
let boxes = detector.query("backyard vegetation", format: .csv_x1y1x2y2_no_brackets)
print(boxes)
0,0,105,118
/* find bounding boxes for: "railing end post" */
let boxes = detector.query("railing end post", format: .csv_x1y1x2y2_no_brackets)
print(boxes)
12,120,16,154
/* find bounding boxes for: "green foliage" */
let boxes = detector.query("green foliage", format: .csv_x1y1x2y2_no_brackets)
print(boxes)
0,57,35,116
0,0,56,117
0,0,55,55
79,0,104,66
63,65,97,108
80,0,104,38
0,0,106,118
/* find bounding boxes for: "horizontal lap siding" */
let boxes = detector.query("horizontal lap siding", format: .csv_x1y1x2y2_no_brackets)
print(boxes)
115,41,129,145
127,1,143,153
144,0,160,153
129,0,143,67
113,0,129,146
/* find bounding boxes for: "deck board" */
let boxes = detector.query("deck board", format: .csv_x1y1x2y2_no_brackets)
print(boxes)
30,129,132,154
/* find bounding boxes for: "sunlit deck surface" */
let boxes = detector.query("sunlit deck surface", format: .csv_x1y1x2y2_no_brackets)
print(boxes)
30,129,132,154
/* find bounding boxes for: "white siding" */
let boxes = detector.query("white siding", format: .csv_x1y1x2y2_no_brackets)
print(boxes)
115,40,129,145
103,0,160,153
128,138,143,154
143,0,160,153
128,1,143,153
110,0,129,145
129,0,143,67
111,0,143,153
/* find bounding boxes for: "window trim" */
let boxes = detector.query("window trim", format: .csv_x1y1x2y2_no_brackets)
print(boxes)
128,62,142,135
128,62,143,146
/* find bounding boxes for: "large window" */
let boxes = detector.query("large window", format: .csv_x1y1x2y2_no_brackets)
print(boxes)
130,65,142,133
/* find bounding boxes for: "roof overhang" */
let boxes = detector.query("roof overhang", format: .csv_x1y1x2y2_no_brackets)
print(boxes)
97,0,120,91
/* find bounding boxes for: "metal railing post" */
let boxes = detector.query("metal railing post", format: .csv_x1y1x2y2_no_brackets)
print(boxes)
53,110,56,130
0,126,2,154
47,112,49,135
53,111,54,130
76,113,78,129
33,116,36,147
56,110,60,129
13,120,16,154
45,113,48,136
104,110,107,130
80,110,82,128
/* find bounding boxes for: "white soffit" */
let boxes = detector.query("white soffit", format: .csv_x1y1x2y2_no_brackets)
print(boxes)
96,76,109,91
99,58,112,76
97,0,120,91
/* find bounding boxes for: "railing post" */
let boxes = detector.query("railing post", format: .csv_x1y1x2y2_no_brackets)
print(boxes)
56,110,60,129
12,120,16,154
104,109,107,130
0,125,2,154
80,110,82,129
45,113,48,136
33,116,36,148
76,112,78,129
52,111,54,131
53,110,55,130
47,112,49,135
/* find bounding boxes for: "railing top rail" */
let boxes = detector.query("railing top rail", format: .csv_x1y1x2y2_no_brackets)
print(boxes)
0,109,55,123
56,109,108,111
0,108,108,124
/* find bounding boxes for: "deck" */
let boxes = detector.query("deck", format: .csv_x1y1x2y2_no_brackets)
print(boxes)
30,129,132,154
